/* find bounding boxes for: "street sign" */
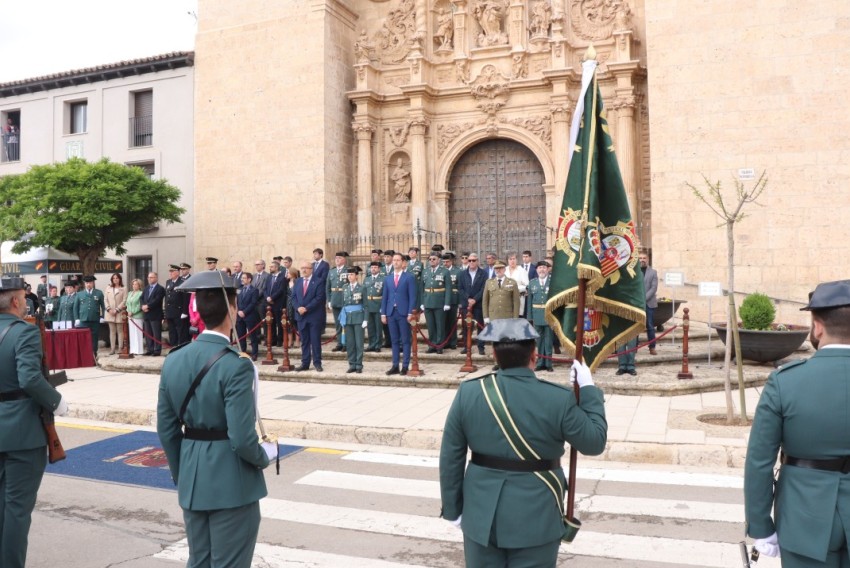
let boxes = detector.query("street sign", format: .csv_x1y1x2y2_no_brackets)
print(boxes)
698,282,722,297
738,168,755,180
664,272,684,287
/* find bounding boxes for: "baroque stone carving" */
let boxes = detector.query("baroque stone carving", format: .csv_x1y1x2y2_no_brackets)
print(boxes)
455,59,470,83
512,53,528,79
472,0,509,47
379,0,417,64
499,115,552,148
354,29,376,64
386,122,411,147
437,121,476,155
529,0,552,39
570,0,619,41
469,64,511,116
434,8,454,52
390,156,412,202
614,1,633,32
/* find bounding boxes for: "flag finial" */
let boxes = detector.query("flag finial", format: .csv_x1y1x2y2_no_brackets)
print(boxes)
583,45,597,61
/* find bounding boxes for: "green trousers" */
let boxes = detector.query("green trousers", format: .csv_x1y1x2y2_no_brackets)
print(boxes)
534,325,553,370
183,500,261,568
463,533,560,567
780,508,849,567
0,447,47,568
345,324,365,370
332,307,343,348
79,320,99,357
424,307,446,349
444,304,459,348
366,311,382,350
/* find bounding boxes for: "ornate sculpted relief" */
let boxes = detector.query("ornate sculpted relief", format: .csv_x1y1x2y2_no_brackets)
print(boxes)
472,0,509,47
385,123,411,147
570,0,623,41
469,64,511,115
379,0,417,64
389,154,412,202
354,30,376,64
437,122,476,155
499,115,552,148
455,59,471,83
434,7,454,52
528,1,552,39
512,53,528,79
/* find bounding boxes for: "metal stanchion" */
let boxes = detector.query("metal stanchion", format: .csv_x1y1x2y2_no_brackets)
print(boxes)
262,306,278,366
460,312,478,373
277,313,293,372
677,307,694,380
118,311,133,360
408,310,424,377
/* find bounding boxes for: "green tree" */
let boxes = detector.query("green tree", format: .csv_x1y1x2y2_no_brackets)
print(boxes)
0,158,184,276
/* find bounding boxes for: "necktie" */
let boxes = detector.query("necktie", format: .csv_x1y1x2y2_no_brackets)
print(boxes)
394,273,400,287
498,279,503,288
303,279,308,295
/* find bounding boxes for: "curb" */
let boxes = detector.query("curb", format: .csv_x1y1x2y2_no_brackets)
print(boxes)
67,404,746,469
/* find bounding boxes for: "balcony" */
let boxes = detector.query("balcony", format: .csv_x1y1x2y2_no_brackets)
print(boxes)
2,129,20,162
129,115,152,148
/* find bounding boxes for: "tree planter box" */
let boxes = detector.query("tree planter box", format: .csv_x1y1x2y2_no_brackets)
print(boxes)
653,299,686,331
710,324,810,365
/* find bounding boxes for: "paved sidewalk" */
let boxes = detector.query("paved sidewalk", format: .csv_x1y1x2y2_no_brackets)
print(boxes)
59,359,770,468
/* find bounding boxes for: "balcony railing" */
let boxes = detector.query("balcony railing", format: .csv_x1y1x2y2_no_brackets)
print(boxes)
2,129,20,162
129,115,152,147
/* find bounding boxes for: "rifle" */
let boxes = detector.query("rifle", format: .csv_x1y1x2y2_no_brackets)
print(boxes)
36,315,67,463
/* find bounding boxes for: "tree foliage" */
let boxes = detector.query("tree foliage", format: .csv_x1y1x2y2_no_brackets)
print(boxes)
0,158,184,275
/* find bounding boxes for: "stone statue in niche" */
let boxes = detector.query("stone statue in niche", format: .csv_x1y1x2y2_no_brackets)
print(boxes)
472,0,509,47
390,157,412,202
354,29,375,64
512,53,528,78
614,0,633,31
529,0,552,39
434,8,454,51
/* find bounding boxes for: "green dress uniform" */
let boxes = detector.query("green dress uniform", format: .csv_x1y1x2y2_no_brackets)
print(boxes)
421,265,452,352
56,292,76,324
527,277,554,371
157,332,270,568
43,296,61,325
482,276,521,321
406,259,423,307
440,366,607,566
340,283,366,372
0,313,63,568
444,265,461,349
326,266,347,350
363,274,384,351
745,348,850,566
73,287,105,356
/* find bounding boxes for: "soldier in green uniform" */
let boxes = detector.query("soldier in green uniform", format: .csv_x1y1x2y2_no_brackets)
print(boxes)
527,260,554,372
363,261,385,352
327,251,349,352
43,285,60,328
745,279,850,566
420,251,452,354
73,275,105,358
406,246,424,307
56,280,77,326
482,260,521,323
340,266,367,373
0,275,68,568
157,270,277,568
369,249,383,273
442,251,461,349
439,318,607,567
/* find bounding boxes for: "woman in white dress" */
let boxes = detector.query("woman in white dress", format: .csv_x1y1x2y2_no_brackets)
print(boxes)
505,253,529,316
125,278,145,354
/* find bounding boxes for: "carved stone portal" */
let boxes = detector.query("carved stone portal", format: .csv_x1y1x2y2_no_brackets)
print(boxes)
472,0,509,47
469,64,511,116
379,0,417,64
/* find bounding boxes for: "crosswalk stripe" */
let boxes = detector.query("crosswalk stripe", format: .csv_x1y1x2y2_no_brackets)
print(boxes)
342,452,743,488
155,539,432,567
297,471,744,523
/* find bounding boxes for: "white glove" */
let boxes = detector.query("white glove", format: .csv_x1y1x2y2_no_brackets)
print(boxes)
754,533,780,557
362,321,368,329
180,313,188,319
328,302,332,309
261,441,278,460
74,319,81,326
448,515,462,529
55,396,69,416
484,318,491,324
571,359,594,387
443,305,450,311
99,317,105,323
420,305,425,311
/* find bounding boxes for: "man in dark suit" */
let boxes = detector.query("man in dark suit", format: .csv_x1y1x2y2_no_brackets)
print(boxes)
236,272,260,360
381,252,418,375
458,253,488,355
164,265,185,349
141,271,165,356
231,260,244,289
292,260,327,372
264,261,287,347
521,250,538,281
311,248,329,283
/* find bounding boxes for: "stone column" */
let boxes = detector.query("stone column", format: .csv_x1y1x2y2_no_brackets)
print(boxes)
550,98,572,194
612,94,638,218
352,121,376,241
451,0,468,59
509,0,525,51
409,117,430,229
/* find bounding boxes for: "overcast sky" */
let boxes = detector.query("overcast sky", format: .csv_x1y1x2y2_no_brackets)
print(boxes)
0,0,198,83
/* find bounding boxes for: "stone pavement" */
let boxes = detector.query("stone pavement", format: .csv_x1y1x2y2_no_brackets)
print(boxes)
57,325,801,469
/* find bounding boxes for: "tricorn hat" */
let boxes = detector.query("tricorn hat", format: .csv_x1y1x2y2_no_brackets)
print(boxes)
177,270,236,292
205,257,218,263
371,249,383,255
478,318,540,343
383,249,395,257
179,262,192,269
335,251,350,258
168,264,180,271
82,275,96,282
431,244,445,252
442,251,456,260
536,260,551,268
801,280,850,311
0,276,26,291
369,261,382,267
344,265,362,275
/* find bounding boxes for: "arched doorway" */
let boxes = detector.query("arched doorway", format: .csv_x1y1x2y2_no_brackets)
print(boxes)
448,139,547,258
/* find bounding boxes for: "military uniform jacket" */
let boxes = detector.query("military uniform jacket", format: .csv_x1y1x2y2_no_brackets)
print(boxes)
0,314,63,452
446,266,461,305
157,332,269,511
44,296,61,322
73,288,105,322
57,293,76,322
482,277,520,320
363,274,384,313
406,260,423,280
164,278,185,319
745,347,850,562
341,283,365,326
440,368,607,548
527,277,550,326
421,266,452,309
326,266,347,308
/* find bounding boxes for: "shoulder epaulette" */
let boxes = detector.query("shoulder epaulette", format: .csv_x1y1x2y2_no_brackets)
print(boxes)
165,342,190,356
775,358,807,374
462,371,496,383
537,377,573,392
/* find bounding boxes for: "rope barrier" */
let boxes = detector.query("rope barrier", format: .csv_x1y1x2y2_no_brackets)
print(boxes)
416,312,462,349
535,324,680,364
130,318,265,348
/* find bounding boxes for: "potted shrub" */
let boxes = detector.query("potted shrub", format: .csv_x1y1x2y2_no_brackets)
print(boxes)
653,297,687,331
711,292,810,365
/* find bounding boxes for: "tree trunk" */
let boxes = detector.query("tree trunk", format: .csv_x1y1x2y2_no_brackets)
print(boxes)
78,247,106,278
723,222,735,424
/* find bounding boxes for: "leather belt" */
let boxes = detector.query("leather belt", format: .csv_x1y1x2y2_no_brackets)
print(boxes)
183,427,229,441
425,288,446,292
331,288,343,292
471,452,560,472
532,304,546,308
782,454,850,474
0,389,30,402
368,296,382,300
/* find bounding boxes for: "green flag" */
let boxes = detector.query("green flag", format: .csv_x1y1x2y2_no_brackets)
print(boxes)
545,54,646,371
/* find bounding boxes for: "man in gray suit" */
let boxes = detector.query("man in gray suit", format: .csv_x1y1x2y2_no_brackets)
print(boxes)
640,252,658,355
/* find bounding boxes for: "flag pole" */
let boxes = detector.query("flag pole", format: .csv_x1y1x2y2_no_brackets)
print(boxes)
566,277,587,523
